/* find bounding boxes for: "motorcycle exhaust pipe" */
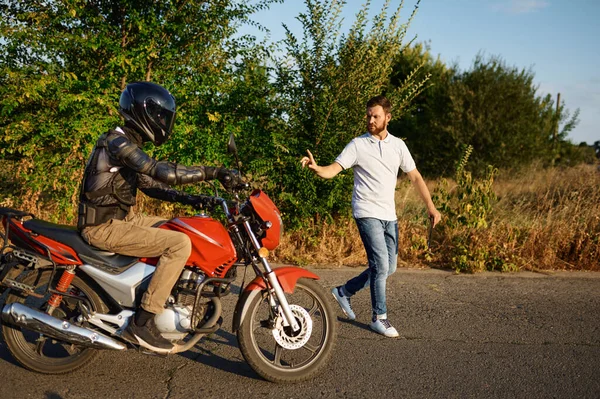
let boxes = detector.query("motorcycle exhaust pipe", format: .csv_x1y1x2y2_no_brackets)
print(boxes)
1,303,126,351
171,296,222,354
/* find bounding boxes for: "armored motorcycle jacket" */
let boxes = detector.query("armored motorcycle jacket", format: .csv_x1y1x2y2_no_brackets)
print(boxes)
77,126,221,229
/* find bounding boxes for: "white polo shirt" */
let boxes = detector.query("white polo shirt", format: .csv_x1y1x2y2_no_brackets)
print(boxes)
335,132,416,221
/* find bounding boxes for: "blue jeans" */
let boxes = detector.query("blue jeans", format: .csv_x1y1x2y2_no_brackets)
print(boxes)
342,218,398,318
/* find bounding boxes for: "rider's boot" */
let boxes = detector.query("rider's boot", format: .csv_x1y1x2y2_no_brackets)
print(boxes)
125,308,174,353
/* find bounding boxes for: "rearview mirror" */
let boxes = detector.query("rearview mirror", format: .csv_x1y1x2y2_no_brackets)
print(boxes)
227,133,238,156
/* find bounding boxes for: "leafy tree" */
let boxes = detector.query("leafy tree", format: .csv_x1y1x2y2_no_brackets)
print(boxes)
390,49,580,176
556,141,597,166
0,0,278,221
388,42,458,176
267,0,429,226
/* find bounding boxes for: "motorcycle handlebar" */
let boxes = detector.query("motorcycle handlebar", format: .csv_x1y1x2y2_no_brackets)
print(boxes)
190,180,249,211
233,182,251,191
190,195,223,210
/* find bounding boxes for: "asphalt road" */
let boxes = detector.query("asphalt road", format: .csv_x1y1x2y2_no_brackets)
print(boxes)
0,267,599,399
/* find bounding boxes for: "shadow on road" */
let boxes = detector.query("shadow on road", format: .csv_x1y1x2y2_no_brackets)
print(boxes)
202,328,240,350
0,342,23,369
178,329,262,381
338,317,373,333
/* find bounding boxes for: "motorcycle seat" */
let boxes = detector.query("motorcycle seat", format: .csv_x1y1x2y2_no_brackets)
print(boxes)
0,207,33,219
22,219,139,272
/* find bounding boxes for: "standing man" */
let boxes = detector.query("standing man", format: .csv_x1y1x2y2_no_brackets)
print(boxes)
300,95,441,337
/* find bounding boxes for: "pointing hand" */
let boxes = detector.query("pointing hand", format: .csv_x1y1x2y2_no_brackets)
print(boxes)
300,149,318,170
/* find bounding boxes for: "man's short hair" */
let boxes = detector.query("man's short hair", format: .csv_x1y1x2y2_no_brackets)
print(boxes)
366,95,391,114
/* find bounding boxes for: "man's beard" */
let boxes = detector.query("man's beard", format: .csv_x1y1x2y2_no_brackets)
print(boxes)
367,123,387,135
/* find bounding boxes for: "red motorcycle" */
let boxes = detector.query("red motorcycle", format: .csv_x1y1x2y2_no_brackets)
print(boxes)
0,135,337,383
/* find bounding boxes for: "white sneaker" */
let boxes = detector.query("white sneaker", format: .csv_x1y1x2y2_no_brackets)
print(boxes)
369,318,399,338
331,286,356,320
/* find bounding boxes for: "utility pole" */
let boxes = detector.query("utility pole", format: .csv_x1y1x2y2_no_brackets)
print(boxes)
553,92,560,146
552,93,560,166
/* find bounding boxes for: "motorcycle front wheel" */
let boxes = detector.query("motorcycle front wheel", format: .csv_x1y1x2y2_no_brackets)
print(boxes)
2,269,108,374
237,278,337,383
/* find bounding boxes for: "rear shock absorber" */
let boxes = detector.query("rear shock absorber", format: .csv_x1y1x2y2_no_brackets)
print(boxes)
46,266,76,315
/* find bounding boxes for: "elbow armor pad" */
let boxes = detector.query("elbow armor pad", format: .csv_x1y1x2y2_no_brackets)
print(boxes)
154,162,179,185
175,164,206,185
154,163,208,185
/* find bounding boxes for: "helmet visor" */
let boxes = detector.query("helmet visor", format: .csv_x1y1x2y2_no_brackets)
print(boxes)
145,97,175,134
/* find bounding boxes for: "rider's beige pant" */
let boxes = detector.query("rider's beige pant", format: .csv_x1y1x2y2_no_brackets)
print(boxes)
81,213,191,315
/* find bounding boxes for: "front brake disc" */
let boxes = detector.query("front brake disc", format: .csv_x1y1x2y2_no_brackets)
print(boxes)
271,304,312,350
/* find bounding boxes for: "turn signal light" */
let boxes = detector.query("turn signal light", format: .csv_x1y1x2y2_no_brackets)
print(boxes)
258,247,269,258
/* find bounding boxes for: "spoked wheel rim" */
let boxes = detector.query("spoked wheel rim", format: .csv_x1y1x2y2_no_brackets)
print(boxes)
9,298,90,366
248,282,332,372
2,270,104,373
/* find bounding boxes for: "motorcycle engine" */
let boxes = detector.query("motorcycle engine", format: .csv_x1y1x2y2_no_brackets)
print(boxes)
154,268,208,340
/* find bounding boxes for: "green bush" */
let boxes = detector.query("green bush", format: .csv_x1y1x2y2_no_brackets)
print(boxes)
0,0,279,221
433,146,509,273
267,0,428,227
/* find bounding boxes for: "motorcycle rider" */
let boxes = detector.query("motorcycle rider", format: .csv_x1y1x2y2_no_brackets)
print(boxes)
77,81,237,353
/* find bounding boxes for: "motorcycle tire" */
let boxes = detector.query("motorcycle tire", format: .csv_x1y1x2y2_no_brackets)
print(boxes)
2,269,108,374
237,278,337,383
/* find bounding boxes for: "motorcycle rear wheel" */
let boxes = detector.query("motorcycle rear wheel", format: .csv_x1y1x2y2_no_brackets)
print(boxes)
2,269,107,374
237,278,337,383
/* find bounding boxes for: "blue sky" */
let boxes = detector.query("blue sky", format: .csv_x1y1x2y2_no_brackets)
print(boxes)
246,0,600,145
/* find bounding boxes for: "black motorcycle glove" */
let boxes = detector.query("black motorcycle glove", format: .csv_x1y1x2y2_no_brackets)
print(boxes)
184,195,211,209
217,168,240,189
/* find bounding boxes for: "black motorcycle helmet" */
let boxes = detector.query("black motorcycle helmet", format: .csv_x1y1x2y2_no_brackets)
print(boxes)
118,82,176,146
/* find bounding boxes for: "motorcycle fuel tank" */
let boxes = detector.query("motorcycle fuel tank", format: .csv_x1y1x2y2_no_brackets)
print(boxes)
155,216,237,277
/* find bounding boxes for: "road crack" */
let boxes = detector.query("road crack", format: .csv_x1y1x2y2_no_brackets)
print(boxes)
163,343,216,399
163,362,190,399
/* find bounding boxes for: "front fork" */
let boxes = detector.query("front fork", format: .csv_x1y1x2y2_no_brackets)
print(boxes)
242,220,300,332
265,271,300,331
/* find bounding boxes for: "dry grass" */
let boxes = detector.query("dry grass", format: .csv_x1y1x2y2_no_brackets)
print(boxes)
274,164,600,272
273,218,367,267
489,164,600,271
2,162,598,272
272,177,435,268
